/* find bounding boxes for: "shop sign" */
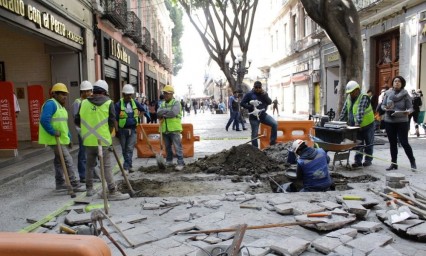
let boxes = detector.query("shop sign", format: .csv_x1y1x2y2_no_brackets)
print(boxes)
294,62,309,73
327,52,340,62
0,0,84,45
27,85,43,142
0,81,17,149
110,39,130,64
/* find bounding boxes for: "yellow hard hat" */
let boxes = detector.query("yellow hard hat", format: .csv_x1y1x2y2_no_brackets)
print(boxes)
51,83,69,93
162,85,174,93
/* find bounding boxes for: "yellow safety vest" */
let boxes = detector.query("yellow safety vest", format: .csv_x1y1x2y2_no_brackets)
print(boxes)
118,98,139,128
160,99,182,133
38,99,70,145
80,99,113,146
346,93,375,127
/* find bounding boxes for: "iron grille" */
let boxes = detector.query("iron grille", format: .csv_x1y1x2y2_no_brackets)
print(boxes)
124,11,142,44
151,39,158,61
139,27,151,53
102,0,127,29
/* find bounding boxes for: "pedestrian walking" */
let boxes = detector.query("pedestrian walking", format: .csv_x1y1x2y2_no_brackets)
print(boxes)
39,83,84,192
13,93,20,118
409,89,423,137
75,79,129,200
157,85,185,171
272,97,279,116
338,81,375,168
115,84,150,173
241,81,277,148
226,91,241,131
381,76,417,171
72,81,93,183
148,99,158,123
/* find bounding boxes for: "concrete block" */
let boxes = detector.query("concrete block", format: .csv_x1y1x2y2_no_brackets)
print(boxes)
346,233,393,253
385,173,406,181
270,236,310,256
295,213,357,231
351,221,382,233
342,200,369,217
267,196,291,206
369,245,403,256
386,181,405,189
174,213,191,222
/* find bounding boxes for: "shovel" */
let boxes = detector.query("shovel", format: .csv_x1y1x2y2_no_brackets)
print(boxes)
140,125,165,170
386,200,410,224
109,145,136,197
55,136,76,198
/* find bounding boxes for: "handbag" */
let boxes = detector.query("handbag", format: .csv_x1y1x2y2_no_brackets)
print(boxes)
376,102,385,115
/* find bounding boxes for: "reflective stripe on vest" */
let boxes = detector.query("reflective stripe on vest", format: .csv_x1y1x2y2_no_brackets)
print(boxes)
160,99,182,133
346,93,375,127
38,99,70,145
80,99,112,146
118,99,139,128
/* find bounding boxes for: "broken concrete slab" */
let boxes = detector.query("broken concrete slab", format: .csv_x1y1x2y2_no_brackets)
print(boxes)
336,195,379,209
368,245,403,256
203,199,223,209
351,221,382,233
345,233,393,253
312,236,344,254
341,200,369,218
406,222,426,241
64,210,92,226
289,201,326,215
203,235,222,244
274,204,293,215
142,203,160,210
267,196,291,206
295,212,357,231
270,236,310,256
391,219,425,232
318,201,342,210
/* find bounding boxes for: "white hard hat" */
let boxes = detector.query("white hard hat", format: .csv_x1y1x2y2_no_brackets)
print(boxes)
93,80,109,93
122,84,135,94
80,80,93,91
290,139,306,154
345,81,360,94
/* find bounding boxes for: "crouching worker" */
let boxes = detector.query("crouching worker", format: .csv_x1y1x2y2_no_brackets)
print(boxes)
291,139,332,192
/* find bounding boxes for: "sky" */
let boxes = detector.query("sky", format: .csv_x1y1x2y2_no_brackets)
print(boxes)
172,14,209,99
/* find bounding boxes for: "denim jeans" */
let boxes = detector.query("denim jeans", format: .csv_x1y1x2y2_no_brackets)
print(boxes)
249,114,277,148
163,132,184,165
77,134,86,180
118,128,137,170
354,122,375,164
226,111,240,130
50,145,78,186
385,121,415,164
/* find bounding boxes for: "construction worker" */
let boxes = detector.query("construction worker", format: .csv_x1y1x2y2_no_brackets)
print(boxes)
290,139,332,192
39,83,84,192
72,81,93,183
74,80,129,200
157,85,185,171
115,84,150,173
338,81,375,168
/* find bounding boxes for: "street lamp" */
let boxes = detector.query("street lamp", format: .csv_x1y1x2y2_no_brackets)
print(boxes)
225,53,252,91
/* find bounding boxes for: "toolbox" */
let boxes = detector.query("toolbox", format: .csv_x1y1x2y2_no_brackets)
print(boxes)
314,126,359,144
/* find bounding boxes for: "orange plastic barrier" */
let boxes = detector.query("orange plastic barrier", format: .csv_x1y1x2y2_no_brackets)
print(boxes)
258,120,315,149
136,123,200,158
0,232,111,256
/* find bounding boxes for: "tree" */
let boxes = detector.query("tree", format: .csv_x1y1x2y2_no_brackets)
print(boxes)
300,0,363,114
174,0,259,92
165,0,184,76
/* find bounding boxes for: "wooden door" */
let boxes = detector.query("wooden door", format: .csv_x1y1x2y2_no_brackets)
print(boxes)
375,30,400,96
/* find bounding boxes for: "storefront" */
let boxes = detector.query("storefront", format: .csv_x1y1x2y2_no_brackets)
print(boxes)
324,48,340,114
419,14,426,94
144,62,158,101
0,0,86,145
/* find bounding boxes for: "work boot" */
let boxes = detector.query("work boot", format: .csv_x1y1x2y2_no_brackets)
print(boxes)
56,183,68,191
351,162,362,168
128,167,135,173
86,188,96,197
166,161,174,167
411,160,417,172
72,183,86,192
107,189,130,201
175,164,184,171
386,164,398,171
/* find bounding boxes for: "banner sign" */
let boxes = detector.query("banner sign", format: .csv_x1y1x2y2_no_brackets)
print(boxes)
0,81,18,149
27,85,44,142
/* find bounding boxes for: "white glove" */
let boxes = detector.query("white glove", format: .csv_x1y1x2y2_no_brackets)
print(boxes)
249,100,261,107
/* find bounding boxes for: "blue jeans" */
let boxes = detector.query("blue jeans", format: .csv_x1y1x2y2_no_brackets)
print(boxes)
77,134,86,180
163,132,184,165
118,128,137,170
354,122,375,164
226,111,240,130
249,114,277,148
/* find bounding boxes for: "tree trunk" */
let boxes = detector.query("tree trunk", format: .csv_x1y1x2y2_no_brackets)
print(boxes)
300,0,364,114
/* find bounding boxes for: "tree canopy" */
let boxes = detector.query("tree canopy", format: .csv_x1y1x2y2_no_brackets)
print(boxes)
165,0,184,76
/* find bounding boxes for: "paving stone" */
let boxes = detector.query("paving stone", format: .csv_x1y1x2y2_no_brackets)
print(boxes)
294,212,357,231
406,222,426,237
386,181,405,189
168,222,197,234
150,237,182,249
392,219,424,232
351,221,382,233
203,199,223,209
163,244,196,255
312,236,343,254
174,213,191,222
318,201,342,210
41,221,58,229
192,211,226,224
270,236,310,256
290,201,326,215
246,238,275,248
64,210,92,225
267,196,291,206
142,203,160,210
332,245,366,256
274,204,293,215
342,200,369,218
385,173,406,181
125,232,158,247
115,222,135,232
203,235,222,244
241,246,270,256
345,233,393,253
123,225,153,236
224,195,236,201
120,214,148,224
195,235,208,241
368,245,403,256
326,228,358,240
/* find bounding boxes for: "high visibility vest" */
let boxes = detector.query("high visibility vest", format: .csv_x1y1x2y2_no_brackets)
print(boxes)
38,99,70,145
118,98,139,128
345,93,375,127
80,99,113,146
297,148,331,189
160,99,182,133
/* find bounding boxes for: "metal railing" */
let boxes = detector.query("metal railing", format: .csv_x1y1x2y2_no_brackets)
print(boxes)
124,11,142,44
101,0,127,29
151,39,158,60
139,27,151,53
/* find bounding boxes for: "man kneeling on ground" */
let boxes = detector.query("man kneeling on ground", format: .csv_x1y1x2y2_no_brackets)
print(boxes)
290,139,332,192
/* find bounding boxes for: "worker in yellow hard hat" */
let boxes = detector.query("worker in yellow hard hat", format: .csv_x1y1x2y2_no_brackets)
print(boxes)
39,83,85,192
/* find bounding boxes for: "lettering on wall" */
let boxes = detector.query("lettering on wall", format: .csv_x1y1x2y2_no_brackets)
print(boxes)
0,0,84,45
110,39,130,64
0,99,13,131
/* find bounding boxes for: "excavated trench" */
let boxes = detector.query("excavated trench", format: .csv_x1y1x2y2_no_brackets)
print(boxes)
118,143,379,197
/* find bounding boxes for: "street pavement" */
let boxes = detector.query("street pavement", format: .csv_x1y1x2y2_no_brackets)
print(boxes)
1,109,426,255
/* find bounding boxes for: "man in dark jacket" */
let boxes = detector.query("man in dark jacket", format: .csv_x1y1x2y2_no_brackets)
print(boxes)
291,139,332,192
241,81,277,148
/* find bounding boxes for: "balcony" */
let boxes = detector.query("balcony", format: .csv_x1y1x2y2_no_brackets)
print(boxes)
102,0,127,30
151,39,158,61
158,48,164,66
123,11,142,44
139,27,151,53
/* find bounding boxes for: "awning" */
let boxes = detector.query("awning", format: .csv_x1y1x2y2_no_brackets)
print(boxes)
281,76,291,86
292,73,310,83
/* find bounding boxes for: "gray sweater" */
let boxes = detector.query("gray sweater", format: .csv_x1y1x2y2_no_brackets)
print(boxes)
381,88,412,123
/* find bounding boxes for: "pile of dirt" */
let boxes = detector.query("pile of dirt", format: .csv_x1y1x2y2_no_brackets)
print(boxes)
263,142,292,164
141,143,288,176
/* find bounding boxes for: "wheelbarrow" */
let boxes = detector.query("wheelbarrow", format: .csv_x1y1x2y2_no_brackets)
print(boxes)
314,140,362,171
